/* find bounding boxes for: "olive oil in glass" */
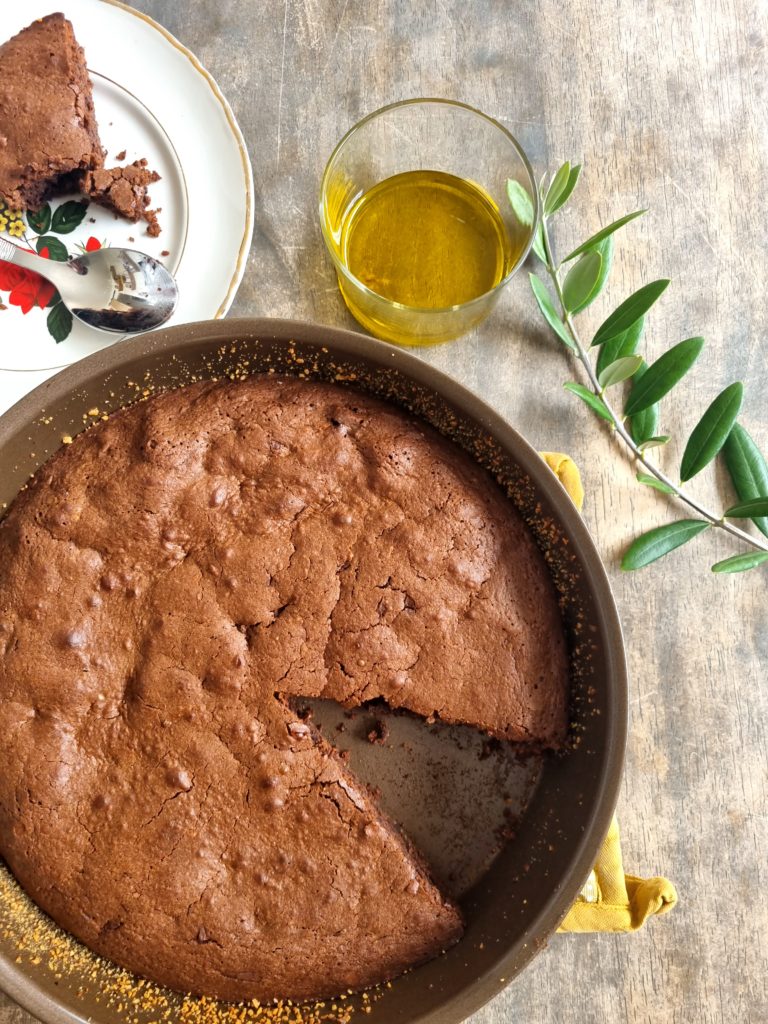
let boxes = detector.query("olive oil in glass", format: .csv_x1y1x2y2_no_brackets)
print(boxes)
342,170,515,313
320,100,538,345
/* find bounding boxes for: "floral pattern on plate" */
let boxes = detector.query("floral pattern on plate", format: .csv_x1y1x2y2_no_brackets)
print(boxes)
0,198,109,343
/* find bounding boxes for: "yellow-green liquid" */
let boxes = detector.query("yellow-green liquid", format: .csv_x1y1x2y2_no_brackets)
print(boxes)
341,170,515,309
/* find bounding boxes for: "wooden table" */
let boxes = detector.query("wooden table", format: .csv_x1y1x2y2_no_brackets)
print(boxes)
2,1,767,1021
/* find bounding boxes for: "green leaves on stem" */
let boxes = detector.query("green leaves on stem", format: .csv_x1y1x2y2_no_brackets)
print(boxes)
563,209,646,262
510,160,768,575
506,179,546,262
679,382,743,482
597,355,644,390
711,551,768,574
592,280,670,347
563,382,613,422
723,424,768,537
621,520,710,570
562,250,603,312
623,337,704,416
723,497,768,519
529,273,576,350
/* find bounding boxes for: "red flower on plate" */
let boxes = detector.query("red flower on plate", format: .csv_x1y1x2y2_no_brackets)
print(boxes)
85,236,102,252
0,250,56,314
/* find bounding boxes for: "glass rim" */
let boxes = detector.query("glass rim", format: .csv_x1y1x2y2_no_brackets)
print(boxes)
318,97,541,317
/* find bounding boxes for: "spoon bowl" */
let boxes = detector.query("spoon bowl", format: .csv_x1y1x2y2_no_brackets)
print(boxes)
0,239,178,333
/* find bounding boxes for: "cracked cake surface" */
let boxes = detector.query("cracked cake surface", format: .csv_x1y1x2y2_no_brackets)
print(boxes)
0,375,568,1002
0,13,104,210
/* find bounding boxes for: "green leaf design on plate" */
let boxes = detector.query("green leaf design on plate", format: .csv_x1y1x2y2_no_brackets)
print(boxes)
562,250,603,313
592,279,670,347
529,274,576,350
723,496,768,519
596,313,644,377
711,551,768,574
597,354,644,389
621,519,710,570
51,200,89,234
636,472,677,494
36,236,69,261
26,204,51,234
680,381,743,482
624,337,704,417
563,382,613,422
722,423,768,538
571,235,613,315
547,163,581,215
563,209,646,262
47,301,73,343
544,162,572,216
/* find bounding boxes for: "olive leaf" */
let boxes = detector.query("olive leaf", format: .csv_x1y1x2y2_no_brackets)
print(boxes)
562,250,603,312
722,423,768,538
711,551,768,574
547,163,581,215
597,354,644,389
637,435,671,452
544,162,572,215
507,179,546,261
636,473,677,494
571,236,613,315
563,210,646,262
592,279,670,347
596,313,643,377
627,360,660,443
563,382,613,422
624,337,705,417
621,520,710,570
523,157,768,574
529,274,576,350
680,382,743,482
723,497,768,519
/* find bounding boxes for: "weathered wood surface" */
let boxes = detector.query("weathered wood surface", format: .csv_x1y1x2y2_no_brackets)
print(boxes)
2,1,767,1022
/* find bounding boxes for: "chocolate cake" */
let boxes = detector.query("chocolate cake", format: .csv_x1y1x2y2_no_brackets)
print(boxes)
0,376,569,1002
0,14,162,234
0,14,103,209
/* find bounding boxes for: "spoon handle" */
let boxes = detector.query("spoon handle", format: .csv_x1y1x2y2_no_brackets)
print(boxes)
0,237,69,289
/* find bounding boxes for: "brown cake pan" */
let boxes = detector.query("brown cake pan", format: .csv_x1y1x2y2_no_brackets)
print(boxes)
0,318,627,1024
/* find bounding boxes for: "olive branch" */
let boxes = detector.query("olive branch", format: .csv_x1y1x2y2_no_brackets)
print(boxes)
508,163,768,573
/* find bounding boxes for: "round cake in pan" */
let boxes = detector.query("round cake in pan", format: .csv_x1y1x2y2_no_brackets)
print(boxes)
0,375,568,1002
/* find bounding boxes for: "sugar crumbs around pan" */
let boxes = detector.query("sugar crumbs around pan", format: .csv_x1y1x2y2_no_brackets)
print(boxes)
0,336,600,1021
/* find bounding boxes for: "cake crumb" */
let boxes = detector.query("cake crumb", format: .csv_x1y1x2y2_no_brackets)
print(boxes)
115,148,127,161
366,720,389,746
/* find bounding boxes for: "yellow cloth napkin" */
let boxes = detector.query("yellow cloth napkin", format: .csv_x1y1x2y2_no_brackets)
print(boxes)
538,452,678,933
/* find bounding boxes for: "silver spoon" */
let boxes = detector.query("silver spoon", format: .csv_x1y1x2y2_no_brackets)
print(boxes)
0,237,178,333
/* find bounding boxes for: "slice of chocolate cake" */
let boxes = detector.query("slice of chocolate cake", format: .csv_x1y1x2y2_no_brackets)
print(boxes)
83,159,162,237
0,14,104,209
0,15,162,235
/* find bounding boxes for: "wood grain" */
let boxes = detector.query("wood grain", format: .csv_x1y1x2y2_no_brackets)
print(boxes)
2,1,767,1021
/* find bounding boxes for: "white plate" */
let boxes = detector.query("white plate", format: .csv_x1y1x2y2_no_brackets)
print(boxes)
0,0,253,409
